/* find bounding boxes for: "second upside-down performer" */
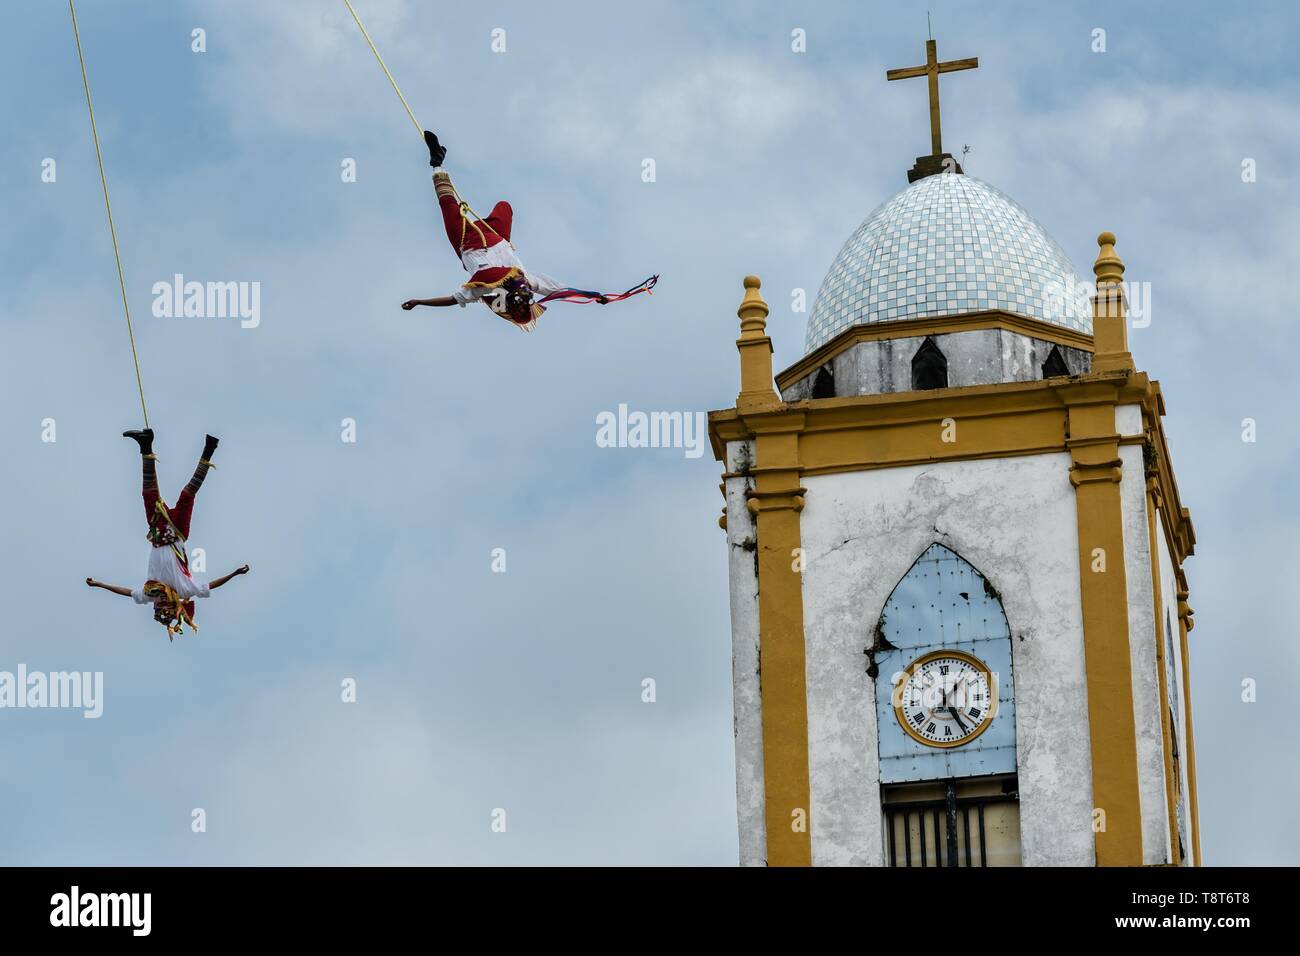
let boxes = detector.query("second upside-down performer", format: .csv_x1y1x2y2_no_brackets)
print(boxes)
86,429,249,638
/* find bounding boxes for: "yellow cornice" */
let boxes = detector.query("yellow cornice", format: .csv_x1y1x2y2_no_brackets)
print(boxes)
709,370,1196,567
775,310,1096,391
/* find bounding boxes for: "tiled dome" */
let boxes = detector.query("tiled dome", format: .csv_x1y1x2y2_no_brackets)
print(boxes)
804,174,1092,354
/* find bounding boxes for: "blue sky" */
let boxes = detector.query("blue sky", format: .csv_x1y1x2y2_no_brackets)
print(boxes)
2,0,1296,865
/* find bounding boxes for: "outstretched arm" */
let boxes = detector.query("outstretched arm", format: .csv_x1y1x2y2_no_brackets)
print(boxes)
402,296,460,310
209,565,250,590
86,578,132,597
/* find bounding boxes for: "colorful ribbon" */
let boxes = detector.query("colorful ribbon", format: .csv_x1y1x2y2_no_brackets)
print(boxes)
536,274,659,306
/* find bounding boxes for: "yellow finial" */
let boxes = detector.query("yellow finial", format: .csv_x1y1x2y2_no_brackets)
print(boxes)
735,275,778,411
1093,231,1125,286
1090,230,1134,374
739,275,769,335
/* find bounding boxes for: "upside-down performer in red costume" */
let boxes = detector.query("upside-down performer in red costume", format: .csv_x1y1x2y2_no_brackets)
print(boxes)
86,429,249,639
401,131,657,332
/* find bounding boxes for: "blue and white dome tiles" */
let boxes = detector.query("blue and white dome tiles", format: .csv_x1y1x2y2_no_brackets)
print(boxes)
804,173,1092,354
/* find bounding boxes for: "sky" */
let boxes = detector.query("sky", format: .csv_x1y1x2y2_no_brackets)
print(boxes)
1,0,1296,865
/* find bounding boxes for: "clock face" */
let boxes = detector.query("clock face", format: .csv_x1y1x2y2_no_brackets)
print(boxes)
893,650,997,748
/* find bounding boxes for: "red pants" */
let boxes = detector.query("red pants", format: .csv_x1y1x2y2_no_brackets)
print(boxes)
438,193,513,255
144,485,196,539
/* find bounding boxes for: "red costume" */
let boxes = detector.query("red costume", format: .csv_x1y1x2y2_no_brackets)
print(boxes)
437,187,517,289
129,434,217,637
428,164,656,328
432,169,570,330
145,481,196,543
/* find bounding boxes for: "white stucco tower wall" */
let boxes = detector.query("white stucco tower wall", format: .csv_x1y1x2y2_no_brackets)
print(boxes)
797,453,1095,866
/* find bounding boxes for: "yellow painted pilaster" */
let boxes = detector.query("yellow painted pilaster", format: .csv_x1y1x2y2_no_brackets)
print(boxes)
747,417,811,866
1067,382,1143,866
1145,470,1181,863
1176,575,1202,865
730,275,811,866
1067,232,1144,864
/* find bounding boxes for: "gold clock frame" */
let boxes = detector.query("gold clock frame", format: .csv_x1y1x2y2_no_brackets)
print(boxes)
893,649,999,749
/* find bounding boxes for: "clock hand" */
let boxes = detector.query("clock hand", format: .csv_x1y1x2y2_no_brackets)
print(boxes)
948,706,969,734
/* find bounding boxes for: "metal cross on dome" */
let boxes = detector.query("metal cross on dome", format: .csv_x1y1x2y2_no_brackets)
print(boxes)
886,38,979,157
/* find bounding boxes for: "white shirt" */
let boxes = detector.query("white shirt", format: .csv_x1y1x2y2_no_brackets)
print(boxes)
132,543,210,603
459,241,525,276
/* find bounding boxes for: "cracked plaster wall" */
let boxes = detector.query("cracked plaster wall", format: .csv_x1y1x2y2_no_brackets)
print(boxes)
797,454,1096,865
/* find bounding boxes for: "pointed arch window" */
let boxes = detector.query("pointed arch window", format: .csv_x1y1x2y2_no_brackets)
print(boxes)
873,543,1022,866
875,543,1011,660
812,365,835,399
911,337,948,390
1041,345,1069,378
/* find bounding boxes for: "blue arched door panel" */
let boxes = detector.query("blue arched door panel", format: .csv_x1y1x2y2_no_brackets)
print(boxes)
874,544,1018,783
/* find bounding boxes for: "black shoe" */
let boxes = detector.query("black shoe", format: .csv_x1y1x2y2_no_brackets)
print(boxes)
424,130,447,168
202,434,220,460
123,428,154,455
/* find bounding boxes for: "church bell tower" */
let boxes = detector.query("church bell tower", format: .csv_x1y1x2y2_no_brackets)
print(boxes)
708,39,1200,867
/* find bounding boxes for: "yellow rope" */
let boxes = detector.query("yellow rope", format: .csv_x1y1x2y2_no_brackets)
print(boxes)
68,0,149,429
341,1,494,242
342,0,422,134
